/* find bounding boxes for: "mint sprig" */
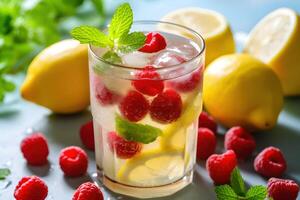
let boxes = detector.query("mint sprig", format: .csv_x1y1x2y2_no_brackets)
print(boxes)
230,167,246,196
108,3,133,40
70,3,146,63
0,168,11,180
215,167,269,200
115,115,162,144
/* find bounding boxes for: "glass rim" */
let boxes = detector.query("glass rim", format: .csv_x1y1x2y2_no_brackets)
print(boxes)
88,20,205,71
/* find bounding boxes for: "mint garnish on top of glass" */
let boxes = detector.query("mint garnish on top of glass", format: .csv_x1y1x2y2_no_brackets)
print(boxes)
70,3,146,63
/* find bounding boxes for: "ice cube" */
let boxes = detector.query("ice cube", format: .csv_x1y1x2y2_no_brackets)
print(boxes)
151,50,186,67
121,51,153,67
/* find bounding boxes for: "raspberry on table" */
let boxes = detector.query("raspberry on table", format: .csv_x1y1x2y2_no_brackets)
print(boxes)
206,150,237,185
59,146,88,177
132,66,164,96
198,111,217,133
108,131,142,159
170,68,202,92
197,128,216,160
80,121,95,151
119,90,149,122
139,32,167,53
73,182,103,200
14,176,48,200
20,133,49,166
254,146,287,178
224,126,256,159
150,89,182,123
268,178,299,200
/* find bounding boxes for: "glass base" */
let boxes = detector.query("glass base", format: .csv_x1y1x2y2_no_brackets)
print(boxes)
94,168,194,199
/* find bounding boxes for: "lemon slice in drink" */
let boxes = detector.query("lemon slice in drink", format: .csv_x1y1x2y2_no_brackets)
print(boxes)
160,90,202,149
159,8,235,64
117,149,185,187
244,8,300,96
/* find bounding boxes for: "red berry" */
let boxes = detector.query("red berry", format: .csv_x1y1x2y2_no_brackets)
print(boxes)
132,66,164,96
224,126,256,159
197,128,217,160
80,121,95,150
95,80,120,106
14,176,48,200
198,111,217,133
119,90,149,122
73,182,103,200
268,178,299,200
20,133,49,166
254,146,287,178
59,146,88,177
139,32,167,53
108,132,142,159
170,68,202,92
150,89,182,123
206,150,237,185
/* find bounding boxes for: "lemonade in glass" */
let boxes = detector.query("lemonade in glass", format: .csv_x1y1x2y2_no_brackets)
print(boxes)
88,21,205,198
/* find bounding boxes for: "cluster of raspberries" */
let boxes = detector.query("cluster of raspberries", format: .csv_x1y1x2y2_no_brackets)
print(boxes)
16,122,103,200
198,111,299,200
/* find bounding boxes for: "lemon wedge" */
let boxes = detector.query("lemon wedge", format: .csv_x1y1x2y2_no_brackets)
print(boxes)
117,148,185,187
159,8,235,64
244,8,300,96
160,90,202,149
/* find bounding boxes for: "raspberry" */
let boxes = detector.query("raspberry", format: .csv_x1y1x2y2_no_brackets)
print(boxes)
206,150,237,185
108,132,142,159
150,89,182,123
132,66,164,96
80,121,95,150
73,182,103,200
224,126,256,159
268,178,299,200
198,111,217,133
254,146,287,178
14,176,48,200
170,68,202,92
59,146,88,177
197,128,217,160
95,81,120,106
119,90,149,122
20,133,49,166
139,32,167,53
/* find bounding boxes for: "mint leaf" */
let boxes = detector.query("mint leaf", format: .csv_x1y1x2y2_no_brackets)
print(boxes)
245,185,267,200
71,26,113,47
0,168,11,180
118,32,146,53
115,115,162,144
102,51,122,63
230,167,246,196
108,3,133,40
215,185,238,200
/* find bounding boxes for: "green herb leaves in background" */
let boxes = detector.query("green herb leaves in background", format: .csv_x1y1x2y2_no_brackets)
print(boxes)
0,0,105,102
0,168,11,180
215,167,269,200
71,3,146,63
115,115,162,144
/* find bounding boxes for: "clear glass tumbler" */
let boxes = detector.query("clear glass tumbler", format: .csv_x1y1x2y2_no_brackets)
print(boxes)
89,21,205,198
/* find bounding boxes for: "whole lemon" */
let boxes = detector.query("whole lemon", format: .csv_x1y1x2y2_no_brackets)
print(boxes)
203,54,283,130
21,39,90,114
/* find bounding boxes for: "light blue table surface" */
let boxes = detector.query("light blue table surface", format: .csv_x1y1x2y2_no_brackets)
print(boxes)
1,0,300,199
